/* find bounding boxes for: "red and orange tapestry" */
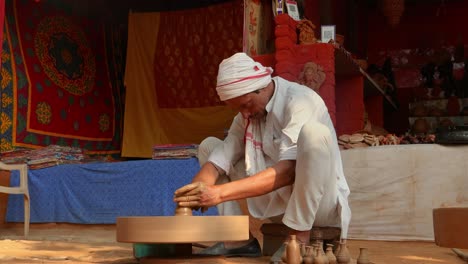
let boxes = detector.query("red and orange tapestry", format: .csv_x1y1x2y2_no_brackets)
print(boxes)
154,4,243,108
1,0,124,153
123,1,243,157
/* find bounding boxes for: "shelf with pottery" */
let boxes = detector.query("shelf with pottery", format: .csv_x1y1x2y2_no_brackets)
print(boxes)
408,98,468,134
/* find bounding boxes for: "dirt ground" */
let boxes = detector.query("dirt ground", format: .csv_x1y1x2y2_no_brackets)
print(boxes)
0,223,467,264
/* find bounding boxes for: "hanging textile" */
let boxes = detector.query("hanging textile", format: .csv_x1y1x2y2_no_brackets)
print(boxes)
123,1,243,158
0,0,124,154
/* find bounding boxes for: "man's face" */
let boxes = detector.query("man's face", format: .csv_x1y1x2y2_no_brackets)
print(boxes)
225,90,268,120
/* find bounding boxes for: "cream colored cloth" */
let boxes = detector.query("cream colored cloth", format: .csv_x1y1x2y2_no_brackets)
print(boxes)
343,144,468,241
206,77,351,239
244,119,267,176
216,53,273,101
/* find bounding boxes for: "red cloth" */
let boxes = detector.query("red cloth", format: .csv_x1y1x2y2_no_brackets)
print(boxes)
275,49,294,62
275,13,298,29
15,1,114,139
275,36,295,51
154,1,243,108
252,54,276,69
5,0,122,153
274,24,297,43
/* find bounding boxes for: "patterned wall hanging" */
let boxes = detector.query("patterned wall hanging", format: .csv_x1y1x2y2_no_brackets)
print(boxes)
0,0,124,154
154,3,243,108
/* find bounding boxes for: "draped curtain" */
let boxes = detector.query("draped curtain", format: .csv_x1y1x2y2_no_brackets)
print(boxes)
123,1,243,158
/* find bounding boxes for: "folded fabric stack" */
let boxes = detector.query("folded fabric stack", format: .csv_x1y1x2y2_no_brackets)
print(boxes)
0,148,31,164
1,145,91,170
152,144,198,160
26,145,88,170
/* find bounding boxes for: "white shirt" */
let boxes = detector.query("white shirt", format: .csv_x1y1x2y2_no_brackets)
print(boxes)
208,77,350,220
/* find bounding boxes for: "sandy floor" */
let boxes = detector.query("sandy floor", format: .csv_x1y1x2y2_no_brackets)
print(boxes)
0,223,467,263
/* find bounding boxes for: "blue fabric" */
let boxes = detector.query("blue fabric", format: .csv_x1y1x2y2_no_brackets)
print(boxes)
6,158,218,224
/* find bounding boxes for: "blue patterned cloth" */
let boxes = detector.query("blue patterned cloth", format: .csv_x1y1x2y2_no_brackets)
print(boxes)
6,159,218,223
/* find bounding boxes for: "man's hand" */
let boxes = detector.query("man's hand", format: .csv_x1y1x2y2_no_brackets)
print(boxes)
173,182,222,212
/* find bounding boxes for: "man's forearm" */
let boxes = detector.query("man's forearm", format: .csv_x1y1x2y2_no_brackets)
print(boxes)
191,162,220,185
218,160,296,202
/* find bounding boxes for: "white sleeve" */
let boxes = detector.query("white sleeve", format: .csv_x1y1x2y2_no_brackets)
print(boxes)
279,95,325,161
208,113,245,175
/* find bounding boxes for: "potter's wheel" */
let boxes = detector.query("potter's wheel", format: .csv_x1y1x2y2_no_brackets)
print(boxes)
116,215,249,243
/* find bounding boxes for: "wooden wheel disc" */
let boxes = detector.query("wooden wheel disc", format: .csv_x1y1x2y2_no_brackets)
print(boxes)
116,216,249,243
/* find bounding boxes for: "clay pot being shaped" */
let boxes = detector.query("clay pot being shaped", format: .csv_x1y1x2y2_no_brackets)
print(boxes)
174,206,192,216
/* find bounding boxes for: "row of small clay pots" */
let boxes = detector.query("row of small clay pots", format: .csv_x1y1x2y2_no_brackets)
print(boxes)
281,236,371,264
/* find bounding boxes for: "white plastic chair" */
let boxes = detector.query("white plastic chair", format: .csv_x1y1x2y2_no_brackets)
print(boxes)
0,162,30,236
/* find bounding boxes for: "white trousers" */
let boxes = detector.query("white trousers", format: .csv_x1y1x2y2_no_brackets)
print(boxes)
198,121,343,232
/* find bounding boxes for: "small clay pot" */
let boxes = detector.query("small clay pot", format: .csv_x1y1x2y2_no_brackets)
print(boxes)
175,206,192,216
412,118,430,134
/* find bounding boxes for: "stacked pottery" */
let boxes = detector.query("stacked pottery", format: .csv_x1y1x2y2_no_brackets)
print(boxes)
357,248,370,264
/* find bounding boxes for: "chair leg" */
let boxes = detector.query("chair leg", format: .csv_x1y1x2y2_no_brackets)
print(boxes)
24,194,30,236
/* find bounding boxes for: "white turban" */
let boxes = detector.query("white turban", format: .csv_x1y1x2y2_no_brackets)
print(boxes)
216,53,273,101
